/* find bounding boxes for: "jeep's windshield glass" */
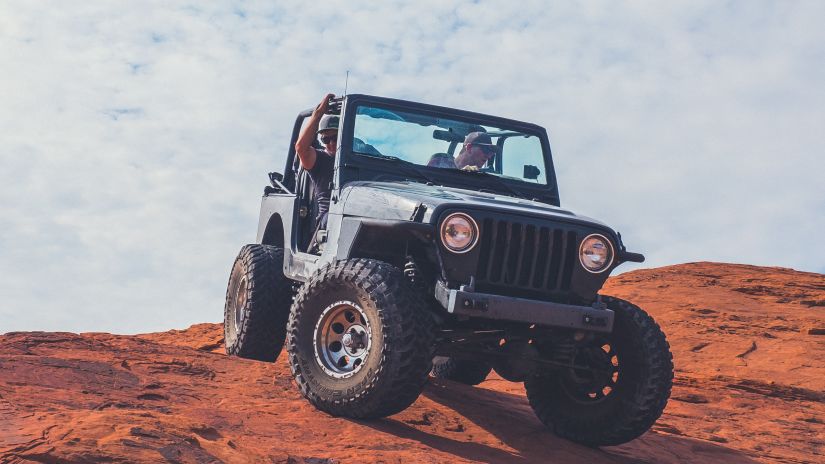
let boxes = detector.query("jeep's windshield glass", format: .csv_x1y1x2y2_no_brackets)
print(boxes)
350,105,548,185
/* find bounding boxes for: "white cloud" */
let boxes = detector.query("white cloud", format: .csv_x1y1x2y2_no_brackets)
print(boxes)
1,0,823,333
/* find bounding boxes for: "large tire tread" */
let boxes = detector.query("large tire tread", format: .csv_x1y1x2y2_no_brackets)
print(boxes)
432,357,492,386
526,296,673,446
287,259,435,419
224,245,293,362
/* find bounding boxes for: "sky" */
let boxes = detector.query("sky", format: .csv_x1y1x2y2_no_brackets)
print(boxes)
1,1,823,334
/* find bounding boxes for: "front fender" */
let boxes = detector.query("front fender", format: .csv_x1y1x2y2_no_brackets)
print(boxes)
335,217,434,261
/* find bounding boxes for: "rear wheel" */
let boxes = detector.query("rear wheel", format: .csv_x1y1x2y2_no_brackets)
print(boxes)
525,296,673,446
224,245,293,362
431,357,492,386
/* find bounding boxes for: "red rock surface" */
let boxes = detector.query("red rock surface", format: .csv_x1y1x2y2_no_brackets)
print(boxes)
1,262,823,463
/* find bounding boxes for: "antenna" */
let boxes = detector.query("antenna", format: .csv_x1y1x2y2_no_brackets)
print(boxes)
344,70,350,96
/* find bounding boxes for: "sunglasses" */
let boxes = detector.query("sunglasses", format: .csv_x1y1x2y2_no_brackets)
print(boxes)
319,133,338,144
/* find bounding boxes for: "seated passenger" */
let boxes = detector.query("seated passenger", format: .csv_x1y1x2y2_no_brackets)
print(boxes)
455,132,497,171
426,132,497,171
427,152,456,169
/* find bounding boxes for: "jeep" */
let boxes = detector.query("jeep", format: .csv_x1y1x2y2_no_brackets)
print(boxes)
223,94,673,446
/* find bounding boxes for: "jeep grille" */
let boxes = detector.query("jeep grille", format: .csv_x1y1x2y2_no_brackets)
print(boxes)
476,218,578,295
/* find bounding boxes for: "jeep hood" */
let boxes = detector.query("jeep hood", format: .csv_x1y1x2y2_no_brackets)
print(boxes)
339,181,610,229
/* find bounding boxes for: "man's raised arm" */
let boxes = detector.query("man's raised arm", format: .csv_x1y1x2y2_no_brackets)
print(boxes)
294,93,334,171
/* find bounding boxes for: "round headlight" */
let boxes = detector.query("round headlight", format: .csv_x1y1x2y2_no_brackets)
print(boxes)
579,234,614,273
440,213,478,253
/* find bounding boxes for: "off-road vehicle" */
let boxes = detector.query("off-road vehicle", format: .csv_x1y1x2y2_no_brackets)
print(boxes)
224,94,673,446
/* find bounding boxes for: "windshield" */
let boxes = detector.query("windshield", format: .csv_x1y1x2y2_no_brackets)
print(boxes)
350,105,548,185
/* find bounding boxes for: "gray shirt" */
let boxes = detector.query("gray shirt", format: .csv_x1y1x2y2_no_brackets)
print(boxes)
308,148,334,229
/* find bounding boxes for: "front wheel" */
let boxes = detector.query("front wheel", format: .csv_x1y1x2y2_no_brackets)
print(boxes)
287,259,435,419
525,296,673,446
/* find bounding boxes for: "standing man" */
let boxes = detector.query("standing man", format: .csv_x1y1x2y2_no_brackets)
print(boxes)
294,93,338,232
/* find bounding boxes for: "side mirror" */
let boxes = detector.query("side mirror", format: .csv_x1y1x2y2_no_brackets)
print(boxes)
267,172,292,194
524,165,541,180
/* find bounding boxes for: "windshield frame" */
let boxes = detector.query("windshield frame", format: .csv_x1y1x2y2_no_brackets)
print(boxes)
337,94,560,206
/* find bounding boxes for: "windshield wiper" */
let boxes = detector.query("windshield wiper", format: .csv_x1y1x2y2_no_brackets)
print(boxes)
451,169,529,199
352,151,440,185
352,151,401,161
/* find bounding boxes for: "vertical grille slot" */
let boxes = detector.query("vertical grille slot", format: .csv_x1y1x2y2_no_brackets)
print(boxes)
476,218,494,281
532,227,550,288
518,225,537,286
489,221,508,282
560,230,578,290
545,229,564,290
504,223,523,284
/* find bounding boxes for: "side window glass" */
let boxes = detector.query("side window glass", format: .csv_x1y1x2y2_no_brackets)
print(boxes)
501,135,546,183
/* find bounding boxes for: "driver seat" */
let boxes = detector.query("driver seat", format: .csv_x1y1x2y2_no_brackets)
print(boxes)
293,160,318,253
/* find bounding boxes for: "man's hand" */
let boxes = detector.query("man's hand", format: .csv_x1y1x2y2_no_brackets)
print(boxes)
314,93,335,116
461,165,480,172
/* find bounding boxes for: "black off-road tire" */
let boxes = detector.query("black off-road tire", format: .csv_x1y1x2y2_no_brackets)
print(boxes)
431,357,492,386
524,296,673,446
287,259,435,419
224,245,293,362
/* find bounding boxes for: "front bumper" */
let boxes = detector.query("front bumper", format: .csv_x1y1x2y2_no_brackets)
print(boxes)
434,280,614,333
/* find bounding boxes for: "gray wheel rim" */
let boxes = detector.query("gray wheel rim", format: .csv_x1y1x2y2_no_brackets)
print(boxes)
313,300,372,379
231,276,247,338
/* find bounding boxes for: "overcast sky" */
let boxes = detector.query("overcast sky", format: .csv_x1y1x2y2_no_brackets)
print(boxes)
2,1,823,334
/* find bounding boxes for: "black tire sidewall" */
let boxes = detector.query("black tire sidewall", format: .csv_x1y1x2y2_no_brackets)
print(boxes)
539,303,644,420
525,296,673,446
223,256,246,349
223,244,292,362
291,280,388,399
288,259,435,418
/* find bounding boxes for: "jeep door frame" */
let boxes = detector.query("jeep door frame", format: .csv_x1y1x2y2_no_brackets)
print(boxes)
255,103,353,282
